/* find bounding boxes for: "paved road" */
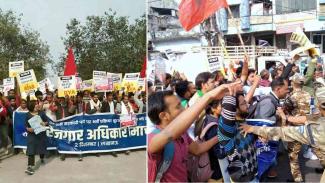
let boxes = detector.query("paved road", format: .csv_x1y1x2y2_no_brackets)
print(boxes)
0,146,323,183
0,149,146,183
263,143,323,182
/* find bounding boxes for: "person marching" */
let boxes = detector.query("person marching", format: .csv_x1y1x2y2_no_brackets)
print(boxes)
25,97,49,175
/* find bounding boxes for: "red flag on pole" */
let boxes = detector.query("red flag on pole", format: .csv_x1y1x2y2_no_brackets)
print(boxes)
140,57,146,78
179,0,229,31
63,47,77,76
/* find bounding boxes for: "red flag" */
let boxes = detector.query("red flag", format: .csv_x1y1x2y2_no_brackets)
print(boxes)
140,57,146,78
179,0,228,31
63,47,77,76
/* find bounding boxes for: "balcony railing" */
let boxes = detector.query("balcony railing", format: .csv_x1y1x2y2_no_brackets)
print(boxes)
228,15,273,27
193,45,277,60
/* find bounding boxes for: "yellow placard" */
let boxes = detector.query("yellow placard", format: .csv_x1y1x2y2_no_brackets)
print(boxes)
122,73,140,93
58,76,77,97
111,73,122,92
20,81,38,93
9,61,24,78
16,69,38,96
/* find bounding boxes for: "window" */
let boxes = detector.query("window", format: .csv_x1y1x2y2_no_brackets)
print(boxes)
323,35,325,53
313,35,322,44
228,5,240,18
275,0,316,14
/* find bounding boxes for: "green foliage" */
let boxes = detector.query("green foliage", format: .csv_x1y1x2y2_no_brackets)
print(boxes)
0,9,51,80
59,10,146,80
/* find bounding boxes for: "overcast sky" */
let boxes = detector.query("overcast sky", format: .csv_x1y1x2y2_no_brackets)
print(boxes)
0,0,145,79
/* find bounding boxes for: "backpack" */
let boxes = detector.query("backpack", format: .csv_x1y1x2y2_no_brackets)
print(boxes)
151,128,175,183
187,122,217,182
247,95,277,119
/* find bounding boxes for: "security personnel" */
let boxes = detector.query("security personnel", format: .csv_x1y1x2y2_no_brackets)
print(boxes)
240,82,325,182
282,74,311,182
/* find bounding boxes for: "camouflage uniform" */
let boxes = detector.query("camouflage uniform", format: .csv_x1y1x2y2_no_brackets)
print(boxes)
249,116,325,182
285,74,312,182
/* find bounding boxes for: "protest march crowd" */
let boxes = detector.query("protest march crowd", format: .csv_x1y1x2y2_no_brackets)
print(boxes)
147,38,325,182
0,61,146,176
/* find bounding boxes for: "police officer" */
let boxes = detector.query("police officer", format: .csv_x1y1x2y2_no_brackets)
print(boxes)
284,74,312,182
240,82,325,182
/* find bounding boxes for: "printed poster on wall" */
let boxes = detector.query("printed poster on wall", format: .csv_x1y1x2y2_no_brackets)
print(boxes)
122,73,140,93
93,71,109,92
16,69,38,99
58,76,77,97
9,61,24,77
3,77,15,96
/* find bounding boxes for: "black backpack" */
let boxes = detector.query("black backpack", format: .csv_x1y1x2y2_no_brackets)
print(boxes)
247,95,277,119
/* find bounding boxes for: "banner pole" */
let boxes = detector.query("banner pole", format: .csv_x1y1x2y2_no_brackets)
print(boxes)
226,7,247,54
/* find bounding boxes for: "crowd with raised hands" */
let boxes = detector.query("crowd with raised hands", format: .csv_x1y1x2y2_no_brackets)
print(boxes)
147,52,325,182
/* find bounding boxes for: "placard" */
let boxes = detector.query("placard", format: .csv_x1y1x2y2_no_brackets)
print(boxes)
122,73,140,93
3,77,15,96
138,78,145,91
93,71,109,92
76,77,82,90
82,79,94,92
106,73,114,91
9,61,24,77
207,56,222,73
16,69,38,99
58,76,77,97
112,73,122,91
38,78,54,93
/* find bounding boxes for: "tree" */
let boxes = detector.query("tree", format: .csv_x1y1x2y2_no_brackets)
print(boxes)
58,10,146,80
0,9,51,80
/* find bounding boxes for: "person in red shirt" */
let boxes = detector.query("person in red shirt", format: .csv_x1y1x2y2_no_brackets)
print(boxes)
0,94,8,154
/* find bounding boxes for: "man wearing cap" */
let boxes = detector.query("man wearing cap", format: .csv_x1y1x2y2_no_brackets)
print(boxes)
284,74,311,182
240,83,325,182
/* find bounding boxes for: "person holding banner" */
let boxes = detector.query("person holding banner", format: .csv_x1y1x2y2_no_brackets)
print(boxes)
101,92,117,114
25,97,49,175
120,94,134,115
128,92,139,113
75,92,85,114
86,93,102,114
134,90,146,114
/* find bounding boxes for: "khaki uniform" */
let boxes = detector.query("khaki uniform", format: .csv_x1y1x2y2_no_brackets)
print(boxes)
250,115,325,182
290,89,311,116
286,88,311,182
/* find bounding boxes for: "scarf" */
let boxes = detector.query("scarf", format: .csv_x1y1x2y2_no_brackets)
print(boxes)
121,102,134,115
90,100,102,111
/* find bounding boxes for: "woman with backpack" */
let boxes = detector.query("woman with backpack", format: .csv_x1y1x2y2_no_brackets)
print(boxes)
201,100,223,182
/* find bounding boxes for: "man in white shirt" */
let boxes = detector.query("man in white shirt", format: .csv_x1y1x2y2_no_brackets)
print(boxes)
101,92,116,114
